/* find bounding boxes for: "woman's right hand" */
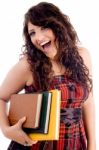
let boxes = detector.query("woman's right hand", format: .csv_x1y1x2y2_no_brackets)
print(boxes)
4,116,37,146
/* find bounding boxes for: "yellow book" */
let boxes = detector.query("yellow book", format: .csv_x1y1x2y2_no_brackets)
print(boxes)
28,89,61,140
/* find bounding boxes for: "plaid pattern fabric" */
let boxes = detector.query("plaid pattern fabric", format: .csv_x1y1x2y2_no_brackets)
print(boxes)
7,75,88,150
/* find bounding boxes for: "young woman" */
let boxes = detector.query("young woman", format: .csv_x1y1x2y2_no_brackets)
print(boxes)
0,2,96,150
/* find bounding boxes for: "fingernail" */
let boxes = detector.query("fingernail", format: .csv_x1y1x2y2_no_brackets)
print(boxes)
32,141,37,144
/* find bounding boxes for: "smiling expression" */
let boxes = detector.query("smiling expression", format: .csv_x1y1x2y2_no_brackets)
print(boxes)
28,22,58,60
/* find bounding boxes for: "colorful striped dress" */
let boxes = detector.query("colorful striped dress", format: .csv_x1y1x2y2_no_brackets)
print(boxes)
8,74,88,150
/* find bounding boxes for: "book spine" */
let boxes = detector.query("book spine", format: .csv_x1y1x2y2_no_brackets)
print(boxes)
44,93,52,133
35,94,42,127
55,91,61,139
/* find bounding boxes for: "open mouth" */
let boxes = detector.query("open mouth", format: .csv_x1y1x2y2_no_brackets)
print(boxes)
41,41,51,50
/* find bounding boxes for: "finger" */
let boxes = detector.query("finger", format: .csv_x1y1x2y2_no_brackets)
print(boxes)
15,133,33,146
23,133,35,145
32,140,38,144
23,140,38,146
23,141,32,146
17,116,26,127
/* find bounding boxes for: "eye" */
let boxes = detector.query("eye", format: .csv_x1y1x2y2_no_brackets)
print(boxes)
29,31,35,37
41,26,49,30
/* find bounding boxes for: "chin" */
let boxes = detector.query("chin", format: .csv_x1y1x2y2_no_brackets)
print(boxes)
44,51,57,60
48,55,57,61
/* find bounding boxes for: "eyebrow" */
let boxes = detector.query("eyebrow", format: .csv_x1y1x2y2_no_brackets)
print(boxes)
28,29,35,33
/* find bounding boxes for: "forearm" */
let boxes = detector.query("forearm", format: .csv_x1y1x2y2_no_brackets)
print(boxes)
0,99,34,146
82,93,96,149
0,99,10,134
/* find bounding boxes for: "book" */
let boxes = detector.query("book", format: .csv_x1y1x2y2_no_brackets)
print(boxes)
28,89,61,140
24,91,52,134
41,92,52,133
8,93,43,128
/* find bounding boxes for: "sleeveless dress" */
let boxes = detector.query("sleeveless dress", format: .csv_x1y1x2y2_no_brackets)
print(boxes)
7,74,88,150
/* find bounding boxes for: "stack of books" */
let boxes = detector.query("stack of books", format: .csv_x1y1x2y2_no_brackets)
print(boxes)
8,89,61,140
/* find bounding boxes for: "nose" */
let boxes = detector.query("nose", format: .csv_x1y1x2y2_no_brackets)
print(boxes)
35,32,45,45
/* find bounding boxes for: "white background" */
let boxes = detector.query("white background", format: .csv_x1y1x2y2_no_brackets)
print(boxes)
0,0,99,149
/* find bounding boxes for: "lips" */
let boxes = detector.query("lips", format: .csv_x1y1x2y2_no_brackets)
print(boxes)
41,41,51,52
42,41,51,48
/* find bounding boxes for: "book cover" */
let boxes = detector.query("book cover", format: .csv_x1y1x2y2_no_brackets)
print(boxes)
8,93,43,128
24,91,52,134
28,89,61,140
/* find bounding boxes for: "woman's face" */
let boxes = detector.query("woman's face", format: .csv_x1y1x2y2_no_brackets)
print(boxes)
28,22,58,60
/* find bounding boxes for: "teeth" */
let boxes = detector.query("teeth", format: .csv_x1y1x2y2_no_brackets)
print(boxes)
40,41,50,46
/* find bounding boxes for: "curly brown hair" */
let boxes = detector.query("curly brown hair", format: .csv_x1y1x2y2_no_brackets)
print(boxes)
23,2,92,91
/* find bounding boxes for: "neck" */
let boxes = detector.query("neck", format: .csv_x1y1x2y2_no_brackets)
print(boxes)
51,61,66,75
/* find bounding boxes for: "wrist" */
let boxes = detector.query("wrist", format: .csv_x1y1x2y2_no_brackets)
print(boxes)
1,125,11,137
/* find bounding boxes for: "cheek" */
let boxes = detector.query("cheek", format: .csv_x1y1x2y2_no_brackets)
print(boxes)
51,34,56,44
30,37,35,44
30,38,38,48
31,38,41,49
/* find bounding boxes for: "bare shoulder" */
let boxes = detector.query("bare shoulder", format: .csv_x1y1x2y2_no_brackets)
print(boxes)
18,55,31,72
78,47,91,61
19,55,34,86
0,55,33,101
78,47,92,75
8,55,32,81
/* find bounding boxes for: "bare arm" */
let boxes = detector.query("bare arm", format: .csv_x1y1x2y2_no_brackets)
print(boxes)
79,47,96,150
82,92,96,150
0,57,36,146
0,57,29,129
